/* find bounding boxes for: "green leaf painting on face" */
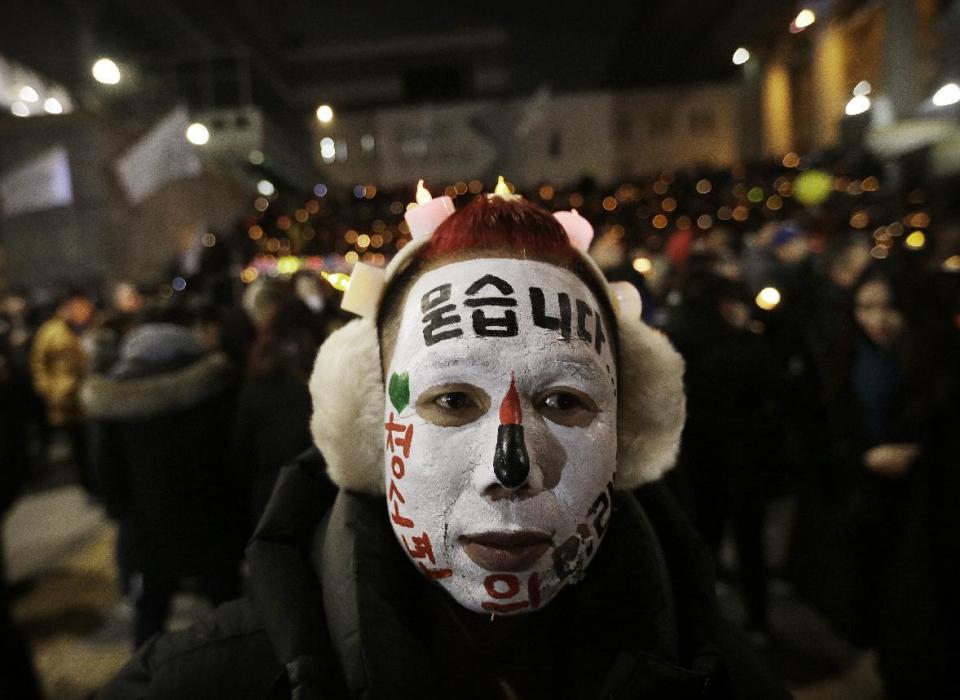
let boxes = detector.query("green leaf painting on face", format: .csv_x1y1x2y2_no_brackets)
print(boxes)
389,371,410,413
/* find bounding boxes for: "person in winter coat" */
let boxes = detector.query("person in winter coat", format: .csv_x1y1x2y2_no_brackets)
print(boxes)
101,193,788,698
666,268,784,639
790,264,959,697
234,297,326,534
30,290,93,489
82,313,243,647
0,321,42,699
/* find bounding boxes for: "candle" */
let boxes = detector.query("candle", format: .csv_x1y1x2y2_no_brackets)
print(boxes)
487,174,520,201
340,261,386,318
553,209,594,252
404,179,455,239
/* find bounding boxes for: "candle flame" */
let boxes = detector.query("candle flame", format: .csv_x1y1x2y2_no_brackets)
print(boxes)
416,179,433,205
494,175,511,197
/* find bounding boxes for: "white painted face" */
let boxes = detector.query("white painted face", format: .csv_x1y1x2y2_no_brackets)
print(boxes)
383,258,618,614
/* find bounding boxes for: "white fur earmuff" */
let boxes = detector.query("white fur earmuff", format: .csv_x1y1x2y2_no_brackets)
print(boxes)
612,310,686,489
309,318,387,495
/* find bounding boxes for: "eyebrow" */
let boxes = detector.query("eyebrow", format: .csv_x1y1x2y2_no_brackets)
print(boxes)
409,346,611,380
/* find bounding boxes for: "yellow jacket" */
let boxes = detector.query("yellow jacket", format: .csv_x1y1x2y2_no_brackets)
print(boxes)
30,318,88,426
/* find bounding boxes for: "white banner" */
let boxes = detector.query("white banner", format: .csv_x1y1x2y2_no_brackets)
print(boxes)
0,146,73,217
114,106,201,204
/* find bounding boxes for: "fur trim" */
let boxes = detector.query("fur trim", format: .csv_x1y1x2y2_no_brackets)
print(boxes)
80,353,233,420
310,318,386,495
614,313,686,489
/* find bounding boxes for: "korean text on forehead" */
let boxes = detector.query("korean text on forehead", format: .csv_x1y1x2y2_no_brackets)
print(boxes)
393,259,615,372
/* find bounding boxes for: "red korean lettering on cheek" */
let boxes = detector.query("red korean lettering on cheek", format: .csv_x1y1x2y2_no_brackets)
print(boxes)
385,408,452,579
385,412,414,457
388,481,413,528
386,413,415,529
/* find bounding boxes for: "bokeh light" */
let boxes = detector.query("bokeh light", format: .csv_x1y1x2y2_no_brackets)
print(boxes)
92,58,121,84
316,104,334,123
185,123,209,145
756,287,781,310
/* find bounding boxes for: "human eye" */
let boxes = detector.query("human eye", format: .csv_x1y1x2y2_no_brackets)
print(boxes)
435,392,470,410
538,388,599,428
416,383,490,427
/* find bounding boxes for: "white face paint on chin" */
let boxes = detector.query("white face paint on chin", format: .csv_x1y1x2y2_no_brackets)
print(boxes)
383,258,618,615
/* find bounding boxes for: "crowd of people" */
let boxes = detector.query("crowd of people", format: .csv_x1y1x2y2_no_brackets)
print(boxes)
1,156,958,697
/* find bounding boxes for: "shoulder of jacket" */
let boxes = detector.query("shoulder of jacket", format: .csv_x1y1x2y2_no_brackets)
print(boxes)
34,319,68,341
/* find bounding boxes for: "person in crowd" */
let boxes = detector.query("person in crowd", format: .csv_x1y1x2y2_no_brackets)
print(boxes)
242,277,294,330
293,270,350,338
664,261,783,641
29,289,94,491
790,264,957,697
234,297,326,533
87,280,145,374
2,293,47,474
102,193,787,698
804,235,872,374
1,298,33,491
81,303,243,647
0,305,43,698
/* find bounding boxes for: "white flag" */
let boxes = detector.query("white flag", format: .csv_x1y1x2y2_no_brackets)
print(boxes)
0,146,73,217
114,106,201,204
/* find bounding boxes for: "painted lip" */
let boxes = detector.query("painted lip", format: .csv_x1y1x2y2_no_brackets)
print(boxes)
459,531,551,572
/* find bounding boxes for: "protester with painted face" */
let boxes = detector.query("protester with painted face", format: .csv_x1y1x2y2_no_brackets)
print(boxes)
102,190,787,699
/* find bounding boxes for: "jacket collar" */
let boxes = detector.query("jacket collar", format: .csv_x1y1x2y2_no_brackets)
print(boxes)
315,490,718,698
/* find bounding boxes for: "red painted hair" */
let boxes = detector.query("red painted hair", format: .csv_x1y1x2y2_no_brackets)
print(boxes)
420,195,579,265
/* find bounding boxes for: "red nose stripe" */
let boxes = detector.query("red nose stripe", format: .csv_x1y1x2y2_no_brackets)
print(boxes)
499,374,522,425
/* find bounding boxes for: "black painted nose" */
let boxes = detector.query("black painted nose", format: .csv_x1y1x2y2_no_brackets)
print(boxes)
493,424,530,488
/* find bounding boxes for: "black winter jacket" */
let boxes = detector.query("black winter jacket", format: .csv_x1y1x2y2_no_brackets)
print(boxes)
82,333,242,578
101,449,787,699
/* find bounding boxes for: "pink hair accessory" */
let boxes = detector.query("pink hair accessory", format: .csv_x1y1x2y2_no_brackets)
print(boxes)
404,179,455,240
553,209,594,252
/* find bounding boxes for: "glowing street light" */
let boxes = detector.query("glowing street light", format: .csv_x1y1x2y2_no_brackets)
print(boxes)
845,94,871,116
18,86,39,102
10,101,29,117
932,83,960,107
92,57,121,85
790,9,816,33
316,104,334,123
43,97,63,114
853,80,872,96
185,122,210,145
732,47,751,66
